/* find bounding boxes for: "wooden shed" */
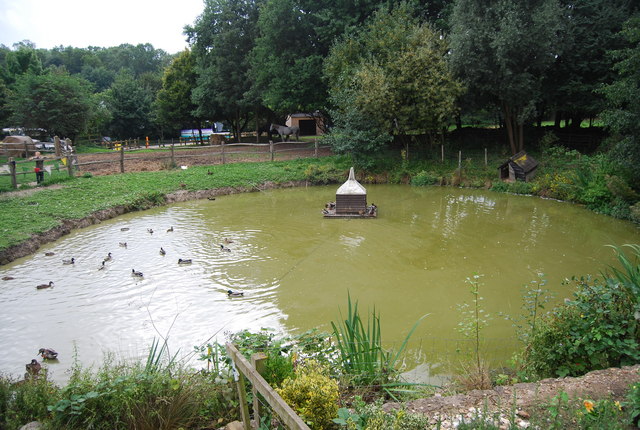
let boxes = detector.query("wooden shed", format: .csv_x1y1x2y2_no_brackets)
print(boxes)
498,151,538,182
323,167,377,218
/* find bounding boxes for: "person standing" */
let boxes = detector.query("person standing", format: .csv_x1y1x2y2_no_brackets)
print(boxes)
31,151,45,184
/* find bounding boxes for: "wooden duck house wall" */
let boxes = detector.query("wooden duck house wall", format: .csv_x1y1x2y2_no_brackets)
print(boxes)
336,194,367,214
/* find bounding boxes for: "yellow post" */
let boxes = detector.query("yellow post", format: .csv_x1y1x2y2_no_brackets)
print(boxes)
145,136,149,148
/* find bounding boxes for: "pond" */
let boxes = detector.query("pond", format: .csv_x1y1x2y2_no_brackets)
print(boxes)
1,185,638,385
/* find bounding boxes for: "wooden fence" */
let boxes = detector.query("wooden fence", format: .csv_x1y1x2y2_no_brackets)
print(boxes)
226,343,310,430
0,140,329,189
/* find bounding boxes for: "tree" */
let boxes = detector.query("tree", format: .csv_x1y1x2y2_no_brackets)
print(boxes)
156,49,201,135
544,0,633,128
8,68,92,140
106,71,155,139
323,4,463,165
449,0,562,154
186,0,262,141
599,16,640,190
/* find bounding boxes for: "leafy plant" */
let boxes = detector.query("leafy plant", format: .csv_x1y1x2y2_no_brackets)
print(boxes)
277,360,339,430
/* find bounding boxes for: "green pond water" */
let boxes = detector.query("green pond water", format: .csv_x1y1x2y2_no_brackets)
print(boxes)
1,185,638,384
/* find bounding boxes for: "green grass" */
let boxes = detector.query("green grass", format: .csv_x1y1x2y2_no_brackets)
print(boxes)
0,157,351,252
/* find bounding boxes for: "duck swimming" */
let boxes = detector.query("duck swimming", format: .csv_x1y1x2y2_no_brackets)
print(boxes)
39,348,58,360
132,269,144,277
147,228,154,234
2,276,14,281
62,257,75,265
224,238,234,244
120,227,130,231
36,281,54,289
119,242,127,248
167,226,174,232
103,252,113,262
220,245,231,252
44,252,55,256
227,290,244,297
160,247,166,256
178,258,192,264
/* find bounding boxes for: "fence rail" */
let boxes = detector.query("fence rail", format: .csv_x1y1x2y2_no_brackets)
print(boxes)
226,342,310,430
0,141,330,189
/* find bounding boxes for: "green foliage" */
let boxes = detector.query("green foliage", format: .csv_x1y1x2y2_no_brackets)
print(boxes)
303,164,345,184
340,398,429,430
411,170,440,186
625,380,640,427
330,293,427,386
156,49,200,133
106,70,156,139
324,3,463,161
8,68,93,140
507,274,553,345
277,360,339,430
578,398,626,430
0,376,60,430
523,276,640,378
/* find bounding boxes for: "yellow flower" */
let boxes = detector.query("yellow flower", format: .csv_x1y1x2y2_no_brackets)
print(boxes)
615,401,622,411
584,400,595,413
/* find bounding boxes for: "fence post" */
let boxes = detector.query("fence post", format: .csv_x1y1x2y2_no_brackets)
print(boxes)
458,150,462,170
170,144,175,166
441,144,444,163
314,139,318,157
252,353,267,426
233,366,252,430
221,141,226,164
485,148,488,167
54,136,61,157
9,157,17,189
120,146,125,173
270,140,274,162
67,154,74,177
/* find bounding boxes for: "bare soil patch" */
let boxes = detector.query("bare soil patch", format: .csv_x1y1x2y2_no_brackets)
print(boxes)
383,365,640,426
75,143,332,176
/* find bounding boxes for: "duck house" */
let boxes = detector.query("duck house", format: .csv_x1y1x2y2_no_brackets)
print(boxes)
498,151,538,182
323,167,377,218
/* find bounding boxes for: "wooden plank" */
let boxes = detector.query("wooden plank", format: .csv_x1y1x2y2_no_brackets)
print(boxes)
226,343,311,430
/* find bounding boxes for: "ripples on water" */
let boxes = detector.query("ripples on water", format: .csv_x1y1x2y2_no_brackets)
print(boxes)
1,185,638,384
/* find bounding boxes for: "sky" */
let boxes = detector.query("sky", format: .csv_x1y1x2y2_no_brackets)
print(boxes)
0,0,205,54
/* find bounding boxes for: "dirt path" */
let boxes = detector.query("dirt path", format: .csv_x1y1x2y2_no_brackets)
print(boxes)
383,365,640,427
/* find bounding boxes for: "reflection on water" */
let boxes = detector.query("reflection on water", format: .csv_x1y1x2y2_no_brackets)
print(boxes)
0,185,638,384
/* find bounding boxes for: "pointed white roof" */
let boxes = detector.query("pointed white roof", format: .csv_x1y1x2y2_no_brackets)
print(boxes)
336,167,366,195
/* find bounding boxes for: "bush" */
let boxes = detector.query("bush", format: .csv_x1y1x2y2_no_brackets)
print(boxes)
277,360,339,430
0,375,60,430
523,277,640,378
411,170,439,186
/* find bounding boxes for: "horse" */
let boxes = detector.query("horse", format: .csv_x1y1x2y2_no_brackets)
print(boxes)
270,123,300,142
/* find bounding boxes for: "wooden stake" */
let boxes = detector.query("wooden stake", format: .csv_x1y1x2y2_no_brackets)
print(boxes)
9,157,17,189
120,146,125,173
252,353,267,426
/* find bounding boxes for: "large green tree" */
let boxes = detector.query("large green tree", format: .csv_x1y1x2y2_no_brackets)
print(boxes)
106,71,155,139
600,16,640,190
544,0,634,128
186,0,261,141
156,49,201,136
449,0,562,154
323,4,463,165
8,68,92,140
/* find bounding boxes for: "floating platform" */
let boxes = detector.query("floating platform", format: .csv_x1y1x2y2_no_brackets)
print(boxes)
322,202,377,218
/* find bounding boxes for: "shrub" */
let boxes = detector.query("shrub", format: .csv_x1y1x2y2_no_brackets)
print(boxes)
523,277,640,378
0,375,60,430
277,360,339,430
411,170,439,186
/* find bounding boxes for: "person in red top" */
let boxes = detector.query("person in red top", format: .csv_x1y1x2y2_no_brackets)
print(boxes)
31,151,45,184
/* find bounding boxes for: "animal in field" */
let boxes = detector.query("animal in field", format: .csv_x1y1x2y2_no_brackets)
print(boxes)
270,123,300,142
39,348,58,360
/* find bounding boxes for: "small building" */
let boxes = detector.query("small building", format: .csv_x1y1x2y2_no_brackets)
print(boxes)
323,167,377,218
498,151,538,182
286,112,325,136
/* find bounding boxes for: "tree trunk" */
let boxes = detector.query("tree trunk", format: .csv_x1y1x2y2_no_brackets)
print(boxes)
502,102,517,155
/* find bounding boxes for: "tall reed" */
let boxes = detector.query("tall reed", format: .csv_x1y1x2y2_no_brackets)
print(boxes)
331,293,427,385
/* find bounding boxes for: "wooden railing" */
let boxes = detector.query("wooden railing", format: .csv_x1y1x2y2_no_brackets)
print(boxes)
226,343,310,430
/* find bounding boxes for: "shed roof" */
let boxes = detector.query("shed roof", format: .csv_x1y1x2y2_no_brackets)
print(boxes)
499,150,538,173
336,167,366,195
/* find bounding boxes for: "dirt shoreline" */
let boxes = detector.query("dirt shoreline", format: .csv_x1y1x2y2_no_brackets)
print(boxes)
0,180,307,266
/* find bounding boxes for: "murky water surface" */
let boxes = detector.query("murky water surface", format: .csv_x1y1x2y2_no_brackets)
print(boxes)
1,185,638,383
